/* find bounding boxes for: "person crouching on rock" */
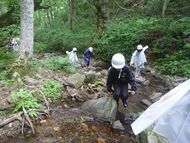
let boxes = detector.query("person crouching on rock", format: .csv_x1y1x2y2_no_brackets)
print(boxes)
106,53,137,108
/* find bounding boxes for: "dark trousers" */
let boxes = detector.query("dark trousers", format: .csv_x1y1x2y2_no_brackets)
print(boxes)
113,83,128,105
83,57,90,67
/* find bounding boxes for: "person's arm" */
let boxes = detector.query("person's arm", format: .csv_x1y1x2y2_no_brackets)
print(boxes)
106,67,114,92
66,51,71,56
128,67,137,92
143,45,149,52
130,54,134,66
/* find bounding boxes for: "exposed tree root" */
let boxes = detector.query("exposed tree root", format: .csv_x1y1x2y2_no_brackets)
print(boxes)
0,108,50,135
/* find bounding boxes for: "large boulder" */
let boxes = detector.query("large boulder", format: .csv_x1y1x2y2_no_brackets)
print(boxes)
67,73,85,88
81,96,117,123
84,71,96,83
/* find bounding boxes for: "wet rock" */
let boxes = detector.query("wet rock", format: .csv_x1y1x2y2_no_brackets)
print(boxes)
149,92,162,103
100,70,108,76
81,96,117,123
92,60,107,68
67,73,85,88
95,72,102,78
140,99,152,109
84,71,96,83
124,113,137,124
112,120,125,131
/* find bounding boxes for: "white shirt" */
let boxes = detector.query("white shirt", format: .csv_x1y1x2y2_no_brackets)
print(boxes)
66,50,78,65
130,46,148,68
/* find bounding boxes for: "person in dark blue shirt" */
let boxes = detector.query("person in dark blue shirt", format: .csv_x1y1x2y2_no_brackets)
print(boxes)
107,53,137,108
82,47,93,67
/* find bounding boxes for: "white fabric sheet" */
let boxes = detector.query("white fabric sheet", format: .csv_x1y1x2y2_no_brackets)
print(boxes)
131,79,190,142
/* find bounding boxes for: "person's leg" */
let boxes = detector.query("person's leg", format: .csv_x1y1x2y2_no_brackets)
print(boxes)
121,83,129,108
82,57,88,67
135,66,140,78
113,84,121,105
86,59,90,67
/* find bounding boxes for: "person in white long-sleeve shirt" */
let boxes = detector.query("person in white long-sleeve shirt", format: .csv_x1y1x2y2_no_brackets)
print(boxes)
130,44,149,77
66,47,79,67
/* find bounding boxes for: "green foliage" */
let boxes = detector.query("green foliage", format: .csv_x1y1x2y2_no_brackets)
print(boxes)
0,24,20,46
96,17,156,62
33,42,48,53
41,79,62,100
11,88,40,112
154,43,190,77
0,71,7,80
39,56,77,74
91,80,102,88
35,27,95,53
0,48,16,68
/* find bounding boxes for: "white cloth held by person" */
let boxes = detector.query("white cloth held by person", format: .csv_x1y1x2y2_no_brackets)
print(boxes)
131,79,190,143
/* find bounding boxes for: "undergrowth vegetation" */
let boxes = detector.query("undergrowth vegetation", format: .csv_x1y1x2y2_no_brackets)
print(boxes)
41,79,62,100
11,88,40,113
38,56,77,74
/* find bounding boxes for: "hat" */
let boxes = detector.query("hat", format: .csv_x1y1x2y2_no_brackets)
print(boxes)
137,45,143,50
111,53,125,69
73,47,77,52
89,47,93,52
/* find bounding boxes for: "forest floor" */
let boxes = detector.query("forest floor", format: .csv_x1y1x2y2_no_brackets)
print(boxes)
0,54,170,143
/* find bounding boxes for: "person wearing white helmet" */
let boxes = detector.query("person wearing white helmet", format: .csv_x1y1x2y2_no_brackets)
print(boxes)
82,47,94,67
66,47,79,66
130,44,149,77
106,53,137,108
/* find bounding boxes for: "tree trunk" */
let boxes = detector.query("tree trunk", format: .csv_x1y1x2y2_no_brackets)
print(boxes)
95,0,106,39
162,0,170,18
68,0,76,30
19,0,34,57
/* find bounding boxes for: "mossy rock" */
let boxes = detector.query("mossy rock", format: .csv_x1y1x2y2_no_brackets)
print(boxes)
7,56,32,78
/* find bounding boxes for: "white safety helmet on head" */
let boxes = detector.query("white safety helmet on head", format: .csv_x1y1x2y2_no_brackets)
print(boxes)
111,53,125,69
137,45,143,50
89,47,93,52
72,47,77,52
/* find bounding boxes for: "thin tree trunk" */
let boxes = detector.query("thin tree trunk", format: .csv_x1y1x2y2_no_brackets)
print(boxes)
68,0,76,30
162,0,170,18
19,0,34,57
47,10,52,27
95,0,106,39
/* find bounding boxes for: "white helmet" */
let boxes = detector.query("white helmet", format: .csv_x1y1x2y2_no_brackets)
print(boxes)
89,47,93,52
72,47,77,52
111,53,125,69
137,45,143,50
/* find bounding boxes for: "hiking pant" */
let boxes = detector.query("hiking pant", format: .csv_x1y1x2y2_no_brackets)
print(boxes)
83,57,90,67
113,83,128,105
